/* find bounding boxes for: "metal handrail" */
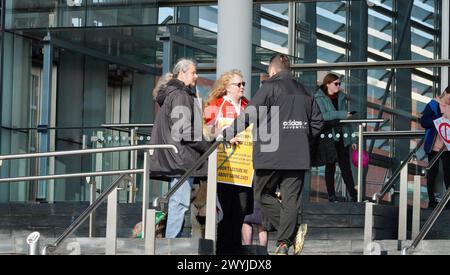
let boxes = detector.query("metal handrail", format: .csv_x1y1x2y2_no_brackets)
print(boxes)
154,139,223,210
339,119,385,124
0,144,178,254
425,145,446,172
0,144,176,161
373,138,425,203
403,182,450,254
363,131,425,139
42,174,131,255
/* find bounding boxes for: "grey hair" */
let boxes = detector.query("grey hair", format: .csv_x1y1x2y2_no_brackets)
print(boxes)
172,58,196,77
152,73,173,100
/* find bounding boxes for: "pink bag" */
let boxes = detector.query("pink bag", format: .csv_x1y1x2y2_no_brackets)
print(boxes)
351,149,369,168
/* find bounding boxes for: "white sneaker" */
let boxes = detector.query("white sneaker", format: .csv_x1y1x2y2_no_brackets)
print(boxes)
294,224,308,255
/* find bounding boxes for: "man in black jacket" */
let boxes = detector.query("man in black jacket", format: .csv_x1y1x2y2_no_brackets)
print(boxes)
149,59,210,238
225,54,323,254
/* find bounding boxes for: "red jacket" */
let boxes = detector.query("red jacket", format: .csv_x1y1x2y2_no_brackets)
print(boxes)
204,96,249,127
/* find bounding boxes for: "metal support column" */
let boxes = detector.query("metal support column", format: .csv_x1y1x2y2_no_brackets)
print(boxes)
349,0,368,119
393,0,413,206
37,34,53,200
288,1,296,57
161,36,173,74
217,0,253,98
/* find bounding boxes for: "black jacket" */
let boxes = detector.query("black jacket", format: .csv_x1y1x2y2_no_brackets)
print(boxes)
149,79,210,179
224,70,323,170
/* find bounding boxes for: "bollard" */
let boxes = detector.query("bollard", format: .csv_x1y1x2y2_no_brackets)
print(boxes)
27,232,41,255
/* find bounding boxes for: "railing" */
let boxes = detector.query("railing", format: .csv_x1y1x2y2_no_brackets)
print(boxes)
0,144,178,255
42,174,131,255
362,131,448,254
373,138,425,204
340,118,385,202
403,179,450,254
150,139,223,249
402,145,448,254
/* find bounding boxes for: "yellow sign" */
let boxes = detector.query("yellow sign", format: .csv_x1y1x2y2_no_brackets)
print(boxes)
216,118,254,188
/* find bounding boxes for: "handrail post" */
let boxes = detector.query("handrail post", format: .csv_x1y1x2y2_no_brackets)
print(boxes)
129,128,138,203
363,202,374,255
88,177,97,237
205,148,217,249
105,184,119,255
26,232,41,255
412,175,421,239
357,123,365,202
141,149,150,238
144,209,156,255
398,161,408,241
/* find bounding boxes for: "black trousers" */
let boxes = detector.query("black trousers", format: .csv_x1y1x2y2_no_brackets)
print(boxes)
325,140,357,200
254,169,305,246
427,151,450,203
216,184,246,255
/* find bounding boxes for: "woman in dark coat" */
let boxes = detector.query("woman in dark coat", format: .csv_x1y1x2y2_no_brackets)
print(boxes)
312,73,358,202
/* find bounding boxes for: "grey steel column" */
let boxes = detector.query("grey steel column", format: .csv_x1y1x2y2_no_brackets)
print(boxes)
161,36,173,75
217,0,253,98
393,0,413,206
349,0,368,119
296,2,317,93
37,34,53,200
288,2,296,57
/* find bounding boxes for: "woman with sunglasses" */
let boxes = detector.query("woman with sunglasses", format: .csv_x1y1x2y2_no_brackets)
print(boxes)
312,73,358,202
204,69,253,255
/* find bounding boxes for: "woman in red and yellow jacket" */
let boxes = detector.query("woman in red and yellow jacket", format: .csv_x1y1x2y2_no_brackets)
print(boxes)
204,69,253,255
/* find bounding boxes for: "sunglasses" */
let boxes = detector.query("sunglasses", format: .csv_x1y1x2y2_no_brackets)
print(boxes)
332,82,341,86
230,81,246,88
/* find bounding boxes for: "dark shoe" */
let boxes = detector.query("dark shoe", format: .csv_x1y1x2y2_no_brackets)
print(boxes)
328,195,338,203
275,242,289,255
428,200,438,209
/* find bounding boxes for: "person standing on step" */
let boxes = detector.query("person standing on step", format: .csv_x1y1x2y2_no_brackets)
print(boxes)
224,54,323,255
204,69,253,255
149,58,211,238
420,86,450,208
311,73,358,203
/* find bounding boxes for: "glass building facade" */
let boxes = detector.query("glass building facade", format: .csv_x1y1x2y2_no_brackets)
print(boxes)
0,0,447,205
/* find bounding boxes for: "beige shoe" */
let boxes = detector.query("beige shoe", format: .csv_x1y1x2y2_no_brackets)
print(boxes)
294,224,308,255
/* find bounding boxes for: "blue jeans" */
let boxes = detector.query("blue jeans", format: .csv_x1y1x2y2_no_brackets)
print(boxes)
165,177,194,238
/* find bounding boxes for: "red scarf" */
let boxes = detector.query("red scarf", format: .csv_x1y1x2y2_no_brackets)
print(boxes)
327,93,338,100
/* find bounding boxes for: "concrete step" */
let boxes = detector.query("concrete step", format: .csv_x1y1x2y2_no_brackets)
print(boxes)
4,234,450,255
0,236,213,255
